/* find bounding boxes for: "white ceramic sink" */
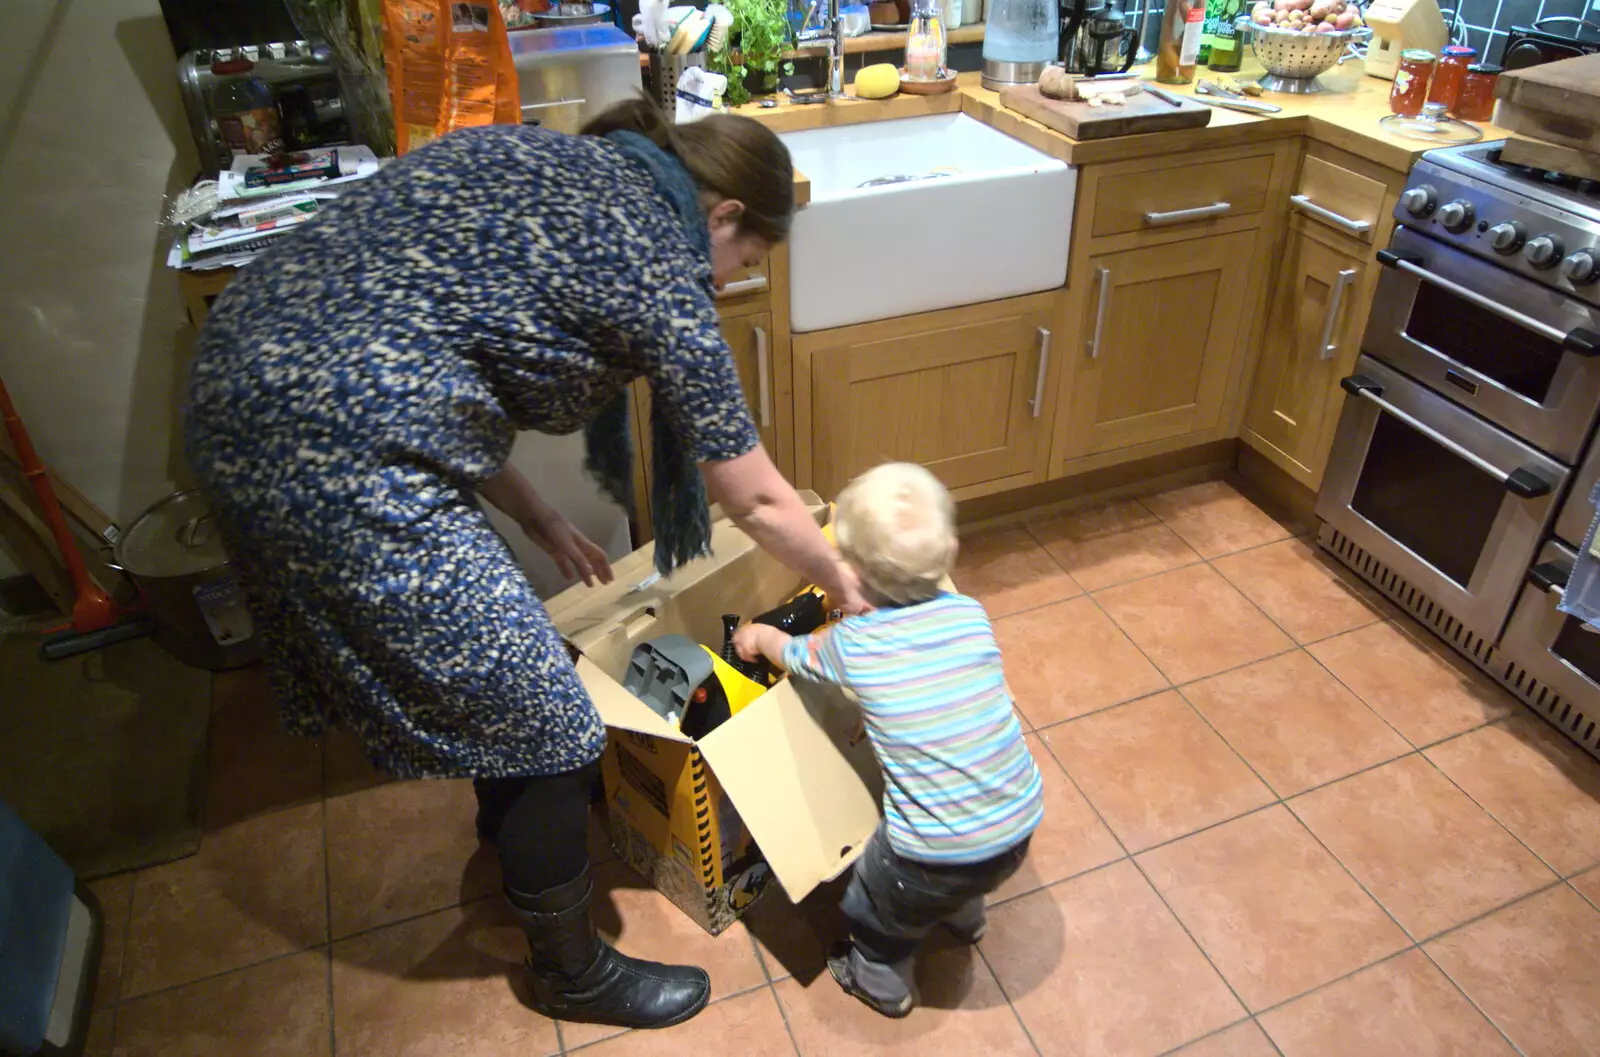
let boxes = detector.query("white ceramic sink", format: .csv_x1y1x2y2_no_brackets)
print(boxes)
779,113,1076,333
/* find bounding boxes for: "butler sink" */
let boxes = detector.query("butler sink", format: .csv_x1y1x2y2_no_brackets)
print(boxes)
779,113,1076,333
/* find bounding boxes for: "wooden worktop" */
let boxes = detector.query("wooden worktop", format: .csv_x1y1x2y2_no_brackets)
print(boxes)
734,57,1515,174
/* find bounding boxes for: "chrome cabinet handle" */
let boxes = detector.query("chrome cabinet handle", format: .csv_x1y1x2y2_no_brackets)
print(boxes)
753,326,772,428
1319,268,1359,361
1086,266,1111,360
717,276,769,299
1340,376,1553,498
1377,249,1597,352
1143,201,1231,226
1030,327,1051,418
1291,194,1372,235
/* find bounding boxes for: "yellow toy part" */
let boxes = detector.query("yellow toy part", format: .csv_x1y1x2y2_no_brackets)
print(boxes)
699,645,769,715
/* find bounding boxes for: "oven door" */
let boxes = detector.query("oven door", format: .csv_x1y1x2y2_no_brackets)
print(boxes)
1318,354,1569,643
1364,226,1600,463
1501,541,1600,737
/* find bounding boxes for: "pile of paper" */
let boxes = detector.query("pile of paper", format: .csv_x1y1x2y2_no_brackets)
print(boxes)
167,145,383,271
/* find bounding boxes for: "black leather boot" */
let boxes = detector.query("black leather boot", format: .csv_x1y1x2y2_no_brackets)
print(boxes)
506,869,711,1029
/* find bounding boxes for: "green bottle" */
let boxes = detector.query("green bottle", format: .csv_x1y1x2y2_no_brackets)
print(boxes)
1201,0,1244,71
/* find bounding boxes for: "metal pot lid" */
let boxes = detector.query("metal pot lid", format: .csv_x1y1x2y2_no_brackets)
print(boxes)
117,490,232,578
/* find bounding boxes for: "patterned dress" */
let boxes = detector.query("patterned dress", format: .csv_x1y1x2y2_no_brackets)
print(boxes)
184,125,760,779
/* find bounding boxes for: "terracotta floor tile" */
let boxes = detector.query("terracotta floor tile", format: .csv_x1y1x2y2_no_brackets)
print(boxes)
326,778,499,938
1573,869,1600,909
1291,756,1555,939
993,597,1167,728
776,940,1035,1054
1168,1020,1277,1057
1426,885,1600,1057
990,735,1122,903
323,729,392,798
981,860,1244,1057
1259,950,1514,1057
573,989,794,1057
1094,565,1294,685
1425,714,1600,877
559,861,769,1050
1026,499,1202,591
952,525,1080,619
1212,538,1388,644
1137,806,1408,1011
1051,692,1273,852
122,803,327,998
84,1009,115,1057
1310,622,1515,746
742,880,852,985
1182,653,1410,798
204,668,323,829
331,899,559,1057
89,873,133,1007
1141,480,1292,559
112,950,330,1057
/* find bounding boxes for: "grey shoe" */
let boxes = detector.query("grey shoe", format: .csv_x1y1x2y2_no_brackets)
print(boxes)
826,942,916,1019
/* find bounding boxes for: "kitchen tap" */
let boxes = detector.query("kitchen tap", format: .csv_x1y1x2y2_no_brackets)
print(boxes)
795,0,847,98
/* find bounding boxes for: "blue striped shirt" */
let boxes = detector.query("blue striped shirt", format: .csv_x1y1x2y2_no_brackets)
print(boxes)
782,592,1044,864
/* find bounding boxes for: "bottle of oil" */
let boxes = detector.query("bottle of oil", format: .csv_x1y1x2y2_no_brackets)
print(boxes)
1156,0,1206,83
1201,0,1244,71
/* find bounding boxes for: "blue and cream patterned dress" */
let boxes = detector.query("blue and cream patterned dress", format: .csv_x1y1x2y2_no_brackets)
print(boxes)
184,125,760,779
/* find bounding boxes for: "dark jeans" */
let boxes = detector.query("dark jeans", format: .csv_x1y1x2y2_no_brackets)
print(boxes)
842,823,1030,964
474,761,601,896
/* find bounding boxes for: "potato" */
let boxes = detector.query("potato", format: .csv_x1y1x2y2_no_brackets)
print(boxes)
1038,65,1073,99
1334,9,1356,28
1313,20,1337,31
1308,0,1335,20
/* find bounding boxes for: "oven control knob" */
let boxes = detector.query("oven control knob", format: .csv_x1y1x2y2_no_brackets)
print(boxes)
1400,185,1438,217
1524,235,1565,269
1436,199,1475,232
1488,222,1526,253
1562,250,1599,285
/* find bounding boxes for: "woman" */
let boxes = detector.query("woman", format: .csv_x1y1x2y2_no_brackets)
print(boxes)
184,100,864,1031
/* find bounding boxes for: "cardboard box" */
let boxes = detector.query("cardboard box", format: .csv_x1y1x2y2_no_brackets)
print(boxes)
546,494,883,934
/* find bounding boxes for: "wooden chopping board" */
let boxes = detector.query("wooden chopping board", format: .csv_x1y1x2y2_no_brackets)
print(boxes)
1000,83,1212,141
1494,53,1600,154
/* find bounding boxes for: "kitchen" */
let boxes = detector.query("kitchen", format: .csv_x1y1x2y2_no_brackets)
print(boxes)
6,0,1600,1054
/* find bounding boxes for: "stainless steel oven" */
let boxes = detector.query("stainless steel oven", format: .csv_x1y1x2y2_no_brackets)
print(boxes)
1500,540,1600,752
1318,354,1569,644
1364,227,1600,463
1557,435,1600,546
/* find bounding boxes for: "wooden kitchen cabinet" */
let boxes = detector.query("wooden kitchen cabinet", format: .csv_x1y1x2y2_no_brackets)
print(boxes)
1242,217,1373,489
1054,228,1261,462
794,292,1058,501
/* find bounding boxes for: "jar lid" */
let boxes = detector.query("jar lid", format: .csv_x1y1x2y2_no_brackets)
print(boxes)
1467,62,1503,73
1400,48,1438,61
116,490,232,579
1441,44,1477,57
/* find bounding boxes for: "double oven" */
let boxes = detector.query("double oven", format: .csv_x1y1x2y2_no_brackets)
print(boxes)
1315,156,1600,750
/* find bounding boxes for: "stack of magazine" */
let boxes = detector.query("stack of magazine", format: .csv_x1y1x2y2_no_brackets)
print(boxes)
167,145,383,271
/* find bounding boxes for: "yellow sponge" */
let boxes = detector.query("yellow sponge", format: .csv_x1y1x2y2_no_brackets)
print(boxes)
855,63,900,100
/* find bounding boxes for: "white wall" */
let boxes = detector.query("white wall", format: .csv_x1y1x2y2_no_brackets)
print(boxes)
0,0,196,579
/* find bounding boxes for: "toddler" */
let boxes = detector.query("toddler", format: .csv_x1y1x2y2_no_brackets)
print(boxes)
735,461,1044,1018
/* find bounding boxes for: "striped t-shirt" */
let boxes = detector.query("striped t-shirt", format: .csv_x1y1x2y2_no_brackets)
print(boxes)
782,592,1044,865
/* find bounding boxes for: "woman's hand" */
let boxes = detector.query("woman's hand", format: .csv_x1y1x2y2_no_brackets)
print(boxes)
521,503,614,587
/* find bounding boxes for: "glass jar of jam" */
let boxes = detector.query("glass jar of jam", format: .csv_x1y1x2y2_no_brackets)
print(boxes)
1390,49,1436,116
1427,44,1476,109
1456,62,1502,122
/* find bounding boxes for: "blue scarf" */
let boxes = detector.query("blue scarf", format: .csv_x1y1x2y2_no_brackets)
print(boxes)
584,130,714,576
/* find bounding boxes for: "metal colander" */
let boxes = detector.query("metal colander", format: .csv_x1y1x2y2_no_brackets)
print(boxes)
1238,18,1370,81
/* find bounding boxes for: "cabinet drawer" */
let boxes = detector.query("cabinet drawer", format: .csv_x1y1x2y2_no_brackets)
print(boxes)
1288,154,1388,242
1089,151,1277,238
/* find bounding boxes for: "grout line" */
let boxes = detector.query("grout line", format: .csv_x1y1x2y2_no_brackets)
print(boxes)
973,942,1045,1057
1150,1016,1266,1057
117,945,333,1006
766,980,805,1057
1417,944,1533,1057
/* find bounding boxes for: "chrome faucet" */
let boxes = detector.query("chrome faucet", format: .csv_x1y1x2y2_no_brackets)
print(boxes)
795,0,847,98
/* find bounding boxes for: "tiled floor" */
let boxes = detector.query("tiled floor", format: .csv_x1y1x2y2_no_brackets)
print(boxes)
80,479,1600,1056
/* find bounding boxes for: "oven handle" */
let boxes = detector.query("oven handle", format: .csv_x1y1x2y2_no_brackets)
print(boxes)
1528,561,1570,598
1376,249,1600,356
1340,374,1555,499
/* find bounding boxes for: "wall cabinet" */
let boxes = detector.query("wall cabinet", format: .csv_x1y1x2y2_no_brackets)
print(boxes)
794,292,1058,501
1055,228,1261,462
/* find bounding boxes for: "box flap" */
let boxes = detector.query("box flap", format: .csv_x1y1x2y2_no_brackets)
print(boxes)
696,678,880,902
574,655,691,744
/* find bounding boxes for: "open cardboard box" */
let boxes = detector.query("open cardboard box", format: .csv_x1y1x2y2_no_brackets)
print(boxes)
546,493,884,934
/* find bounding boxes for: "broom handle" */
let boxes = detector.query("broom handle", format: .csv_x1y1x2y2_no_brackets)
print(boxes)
0,375,101,599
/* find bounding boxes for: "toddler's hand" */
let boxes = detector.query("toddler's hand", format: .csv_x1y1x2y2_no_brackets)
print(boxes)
733,623,769,664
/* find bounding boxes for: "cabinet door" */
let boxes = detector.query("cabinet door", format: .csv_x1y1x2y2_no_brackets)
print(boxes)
1060,229,1259,459
1243,221,1370,489
807,303,1053,499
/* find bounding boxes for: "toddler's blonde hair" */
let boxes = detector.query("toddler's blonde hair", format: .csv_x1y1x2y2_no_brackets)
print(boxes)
834,462,957,606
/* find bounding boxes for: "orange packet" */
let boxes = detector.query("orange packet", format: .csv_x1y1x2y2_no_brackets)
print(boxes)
383,0,521,154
